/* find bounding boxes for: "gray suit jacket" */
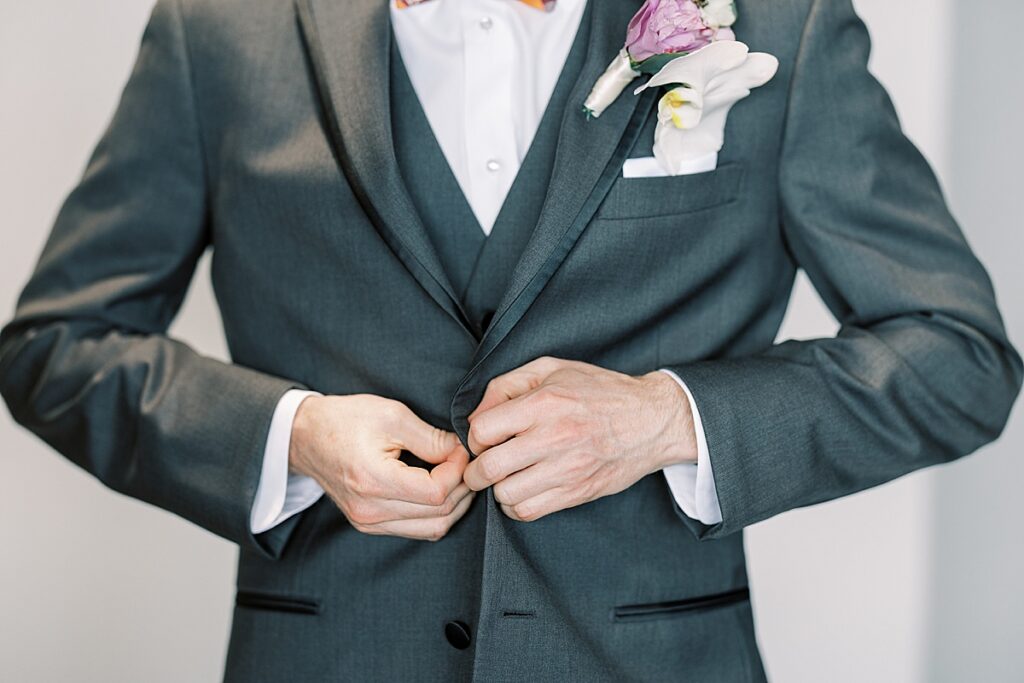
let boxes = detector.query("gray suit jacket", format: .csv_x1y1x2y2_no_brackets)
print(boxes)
1,0,1020,680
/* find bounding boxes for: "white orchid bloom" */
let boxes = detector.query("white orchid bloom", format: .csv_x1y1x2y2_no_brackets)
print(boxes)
634,41,778,175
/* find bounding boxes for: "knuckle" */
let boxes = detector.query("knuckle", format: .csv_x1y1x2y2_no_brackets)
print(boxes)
378,399,407,425
345,469,379,498
438,496,458,517
532,384,568,410
483,370,512,397
556,418,580,441
565,453,589,479
430,426,449,456
344,500,374,525
426,519,449,542
484,376,505,397
425,485,448,507
492,482,507,504
492,481,514,505
479,455,502,483
530,385,555,406
464,470,485,491
536,355,560,372
512,501,535,522
342,467,365,493
565,419,589,440
468,420,489,449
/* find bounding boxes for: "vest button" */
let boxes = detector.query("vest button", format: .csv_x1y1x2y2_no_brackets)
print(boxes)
444,620,472,650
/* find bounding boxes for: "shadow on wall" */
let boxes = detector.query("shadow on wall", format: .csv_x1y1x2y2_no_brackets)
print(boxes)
927,0,1024,680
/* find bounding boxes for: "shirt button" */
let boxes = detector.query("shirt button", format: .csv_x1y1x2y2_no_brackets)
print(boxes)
486,158,502,173
445,620,472,650
479,16,494,30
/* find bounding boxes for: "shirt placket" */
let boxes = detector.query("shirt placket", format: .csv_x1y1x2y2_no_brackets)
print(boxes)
461,0,519,235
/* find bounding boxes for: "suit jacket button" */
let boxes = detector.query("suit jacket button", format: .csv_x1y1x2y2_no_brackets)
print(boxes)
444,620,472,650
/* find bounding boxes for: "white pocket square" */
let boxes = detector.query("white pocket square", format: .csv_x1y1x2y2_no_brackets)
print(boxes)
622,152,718,178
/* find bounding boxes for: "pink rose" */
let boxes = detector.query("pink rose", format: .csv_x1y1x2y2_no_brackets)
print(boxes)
625,0,715,63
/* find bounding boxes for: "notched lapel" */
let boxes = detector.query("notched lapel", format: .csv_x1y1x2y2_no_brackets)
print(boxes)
294,0,474,338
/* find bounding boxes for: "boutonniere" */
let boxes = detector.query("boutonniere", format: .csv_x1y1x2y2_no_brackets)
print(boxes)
584,0,778,175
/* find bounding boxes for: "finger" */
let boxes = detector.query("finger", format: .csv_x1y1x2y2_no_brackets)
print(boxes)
360,489,476,541
492,461,566,507
349,482,475,526
389,405,462,466
468,356,568,422
463,436,542,491
377,447,467,505
500,486,577,523
467,388,547,456
426,441,470,492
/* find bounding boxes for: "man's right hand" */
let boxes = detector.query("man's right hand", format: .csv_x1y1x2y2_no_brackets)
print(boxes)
287,394,475,541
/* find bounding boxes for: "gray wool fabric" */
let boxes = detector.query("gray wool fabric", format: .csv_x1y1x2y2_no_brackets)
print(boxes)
0,0,1020,681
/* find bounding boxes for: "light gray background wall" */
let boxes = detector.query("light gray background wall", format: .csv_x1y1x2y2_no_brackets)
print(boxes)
926,2,1024,679
0,1,1020,681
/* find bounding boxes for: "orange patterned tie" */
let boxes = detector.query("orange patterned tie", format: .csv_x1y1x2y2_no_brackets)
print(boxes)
396,0,555,9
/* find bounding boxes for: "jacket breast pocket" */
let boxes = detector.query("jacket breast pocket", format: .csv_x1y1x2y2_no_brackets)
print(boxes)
611,586,750,623
595,161,745,221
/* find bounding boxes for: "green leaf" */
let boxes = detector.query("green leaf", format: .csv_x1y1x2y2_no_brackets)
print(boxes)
635,51,692,75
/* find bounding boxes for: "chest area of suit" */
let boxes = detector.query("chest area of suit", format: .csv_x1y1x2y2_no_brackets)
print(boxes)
204,2,793,306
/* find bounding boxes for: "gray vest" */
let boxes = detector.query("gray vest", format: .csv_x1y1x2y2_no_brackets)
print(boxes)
390,18,591,338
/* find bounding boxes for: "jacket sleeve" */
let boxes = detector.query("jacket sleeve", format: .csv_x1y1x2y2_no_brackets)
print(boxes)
0,0,310,560
661,0,1023,540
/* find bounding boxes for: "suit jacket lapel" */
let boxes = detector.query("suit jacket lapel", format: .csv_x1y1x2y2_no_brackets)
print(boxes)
467,0,659,367
295,0,474,338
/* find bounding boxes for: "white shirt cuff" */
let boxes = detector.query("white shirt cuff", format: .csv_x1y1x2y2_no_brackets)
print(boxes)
657,368,724,525
250,389,326,534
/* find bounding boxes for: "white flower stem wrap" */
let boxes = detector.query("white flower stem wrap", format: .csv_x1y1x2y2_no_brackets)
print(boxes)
634,41,779,175
583,49,641,118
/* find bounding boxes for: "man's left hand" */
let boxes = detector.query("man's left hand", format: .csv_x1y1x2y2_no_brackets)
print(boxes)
463,356,698,522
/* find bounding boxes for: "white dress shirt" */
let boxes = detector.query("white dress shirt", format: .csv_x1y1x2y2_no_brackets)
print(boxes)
249,0,723,535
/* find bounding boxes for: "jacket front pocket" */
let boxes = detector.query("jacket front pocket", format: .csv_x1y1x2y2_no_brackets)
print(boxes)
235,589,320,615
612,586,750,623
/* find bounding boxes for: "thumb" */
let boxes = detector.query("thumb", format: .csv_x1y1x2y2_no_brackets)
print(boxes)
392,409,463,466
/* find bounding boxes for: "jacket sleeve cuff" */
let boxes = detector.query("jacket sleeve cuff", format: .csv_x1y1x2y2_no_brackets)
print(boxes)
250,389,326,534
657,368,723,525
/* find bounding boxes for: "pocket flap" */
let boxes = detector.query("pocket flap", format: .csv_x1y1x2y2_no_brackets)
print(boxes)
612,586,750,622
235,589,320,615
